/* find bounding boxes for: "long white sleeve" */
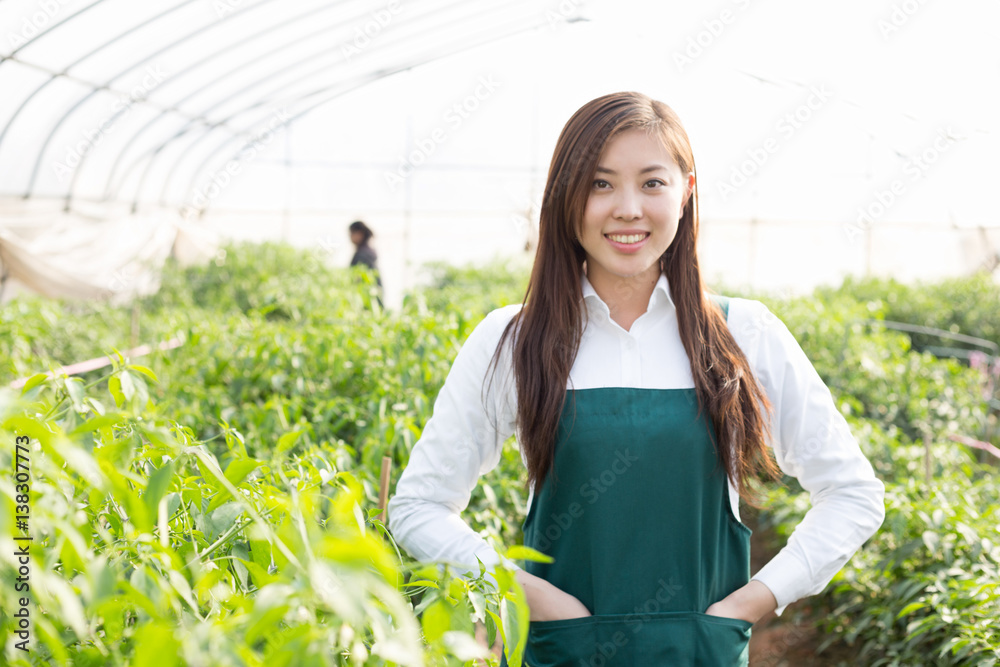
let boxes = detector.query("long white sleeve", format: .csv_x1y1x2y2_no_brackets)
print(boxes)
733,299,887,614
387,304,522,577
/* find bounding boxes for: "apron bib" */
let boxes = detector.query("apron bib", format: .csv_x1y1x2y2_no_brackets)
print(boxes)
502,297,752,666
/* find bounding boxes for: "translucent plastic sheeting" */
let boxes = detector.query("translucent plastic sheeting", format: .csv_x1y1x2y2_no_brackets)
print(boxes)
0,208,217,303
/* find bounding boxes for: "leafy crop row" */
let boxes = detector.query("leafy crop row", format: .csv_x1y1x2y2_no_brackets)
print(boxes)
1,242,997,665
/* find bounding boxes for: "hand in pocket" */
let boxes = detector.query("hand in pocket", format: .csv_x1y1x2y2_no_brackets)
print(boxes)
704,600,752,624
705,580,778,624
516,569,592,622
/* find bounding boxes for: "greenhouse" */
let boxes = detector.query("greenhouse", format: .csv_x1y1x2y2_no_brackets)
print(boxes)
1,1,999,665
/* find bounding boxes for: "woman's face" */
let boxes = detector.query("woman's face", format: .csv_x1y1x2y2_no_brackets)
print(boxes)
578,128,694,290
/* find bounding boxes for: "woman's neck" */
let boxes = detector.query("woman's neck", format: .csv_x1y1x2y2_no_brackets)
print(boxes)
585,264,659,332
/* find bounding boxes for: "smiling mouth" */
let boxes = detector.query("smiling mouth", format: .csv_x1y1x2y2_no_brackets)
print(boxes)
604,232,650,244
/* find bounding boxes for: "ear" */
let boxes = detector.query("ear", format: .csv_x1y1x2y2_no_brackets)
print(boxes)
682,171,696,208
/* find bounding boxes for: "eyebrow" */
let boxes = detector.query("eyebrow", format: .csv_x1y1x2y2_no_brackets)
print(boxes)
594,165,668,175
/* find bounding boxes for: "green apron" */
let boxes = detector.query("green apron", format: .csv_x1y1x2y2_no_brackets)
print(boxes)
504,296,753,666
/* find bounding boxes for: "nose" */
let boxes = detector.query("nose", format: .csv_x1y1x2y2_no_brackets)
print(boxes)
613,187,642,221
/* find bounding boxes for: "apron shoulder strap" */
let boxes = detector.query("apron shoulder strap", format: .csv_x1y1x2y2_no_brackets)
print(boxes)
707,293,731,322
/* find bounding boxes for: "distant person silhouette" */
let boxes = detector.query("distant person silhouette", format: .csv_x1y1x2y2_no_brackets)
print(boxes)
348,220,383,308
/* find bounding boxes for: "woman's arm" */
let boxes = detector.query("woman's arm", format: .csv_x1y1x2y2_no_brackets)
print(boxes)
515,569,592,621
388,306,521,581
389,304,598,620
729,299,887,616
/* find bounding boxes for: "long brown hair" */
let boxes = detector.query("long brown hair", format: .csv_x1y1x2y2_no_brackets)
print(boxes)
486,91,779,505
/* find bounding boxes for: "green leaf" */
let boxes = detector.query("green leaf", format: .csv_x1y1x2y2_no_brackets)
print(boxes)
468,589,486,622
119,370,136,401
128,364,159,383
421,599,451,642
505,545,554,563
109,376,124,408
70,413,123,436
231,542,250,591
143,461,176,519
249,537,272,570
224,457,261,487
241,558,279,588
277,429,304,453
22,373,49,393
353,500,366,537
897,602,927,618
64,377,86,413
132,621,181,667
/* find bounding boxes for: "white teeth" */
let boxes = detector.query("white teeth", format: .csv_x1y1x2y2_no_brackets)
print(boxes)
606,233,647,244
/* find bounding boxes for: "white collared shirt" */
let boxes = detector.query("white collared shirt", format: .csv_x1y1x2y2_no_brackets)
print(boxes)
387,271,886,614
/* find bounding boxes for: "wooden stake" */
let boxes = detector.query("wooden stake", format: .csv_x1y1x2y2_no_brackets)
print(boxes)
377,456,392,523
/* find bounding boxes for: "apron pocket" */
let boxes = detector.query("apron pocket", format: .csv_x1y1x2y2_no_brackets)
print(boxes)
525,616,597,667
692,612,752,666
524,612,751,667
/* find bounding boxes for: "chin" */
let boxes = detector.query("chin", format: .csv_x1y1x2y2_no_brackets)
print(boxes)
609,264,660,279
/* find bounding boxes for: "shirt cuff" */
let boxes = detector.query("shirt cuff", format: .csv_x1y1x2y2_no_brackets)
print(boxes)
751,550,813,616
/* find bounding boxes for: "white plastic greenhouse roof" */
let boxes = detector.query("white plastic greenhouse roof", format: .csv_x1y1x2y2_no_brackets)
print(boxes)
0,0,553,209
2,0,997,305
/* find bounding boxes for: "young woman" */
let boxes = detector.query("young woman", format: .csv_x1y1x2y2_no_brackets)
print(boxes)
388,91,885,666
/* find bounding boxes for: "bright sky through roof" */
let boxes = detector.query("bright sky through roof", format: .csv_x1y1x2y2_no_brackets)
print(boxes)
0,0,996,226
288,0,998,226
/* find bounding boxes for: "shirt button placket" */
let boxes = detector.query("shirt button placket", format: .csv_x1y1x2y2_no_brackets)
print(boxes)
621,335,641,386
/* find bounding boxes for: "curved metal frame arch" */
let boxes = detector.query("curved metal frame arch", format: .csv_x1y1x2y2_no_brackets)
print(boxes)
23,0,285,197
142,64,381,209
100,0,459,202
1,0,111,60
116,0,495,205
73,0,362,205
0,0,196,159
181,12,552,219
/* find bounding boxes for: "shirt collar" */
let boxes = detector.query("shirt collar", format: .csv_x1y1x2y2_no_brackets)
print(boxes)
580,270,675,318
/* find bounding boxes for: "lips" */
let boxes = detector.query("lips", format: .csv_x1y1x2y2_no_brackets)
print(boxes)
602,230,650,253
